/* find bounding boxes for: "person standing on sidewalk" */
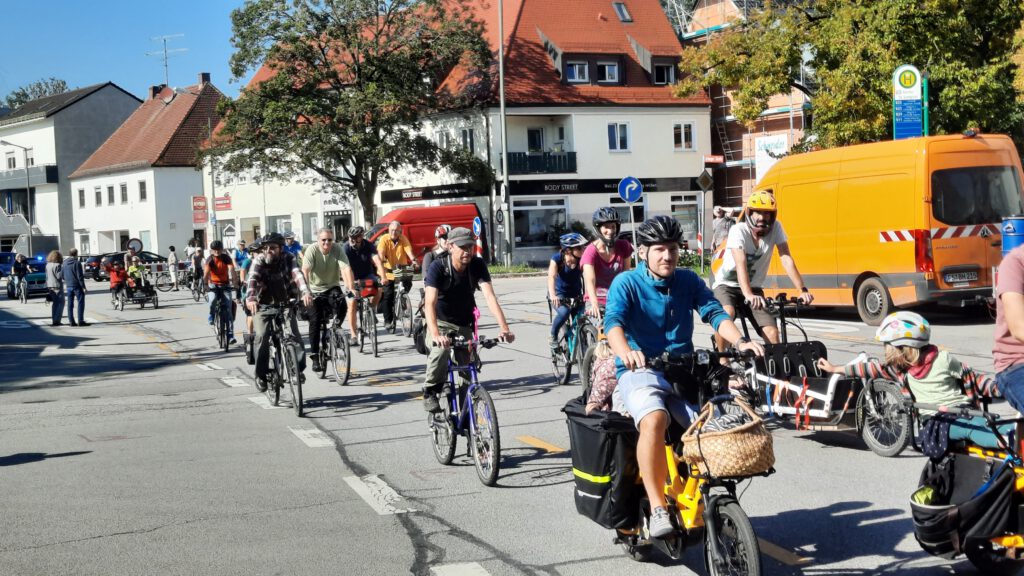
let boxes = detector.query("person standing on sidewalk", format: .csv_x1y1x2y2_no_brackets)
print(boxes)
167,245,180,290
45,250,64,326
63,248,88,327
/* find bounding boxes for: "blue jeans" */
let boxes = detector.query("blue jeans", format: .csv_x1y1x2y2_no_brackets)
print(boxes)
551,305,572,338
997,364,1024,414
208,285,234,334
50,289,65,324
66,287,85,324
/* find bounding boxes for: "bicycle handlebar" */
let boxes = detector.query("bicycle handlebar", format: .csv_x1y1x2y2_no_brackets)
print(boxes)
646,348,754,371
746,293,807,312
434,331,500,350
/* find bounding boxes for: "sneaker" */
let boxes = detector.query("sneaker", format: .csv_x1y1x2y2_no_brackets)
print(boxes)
208,315,214,325
549,337,560,354
311,357,322,373
255,377,268,392
649,507,674,538
229,335,237,345
423,392,441,413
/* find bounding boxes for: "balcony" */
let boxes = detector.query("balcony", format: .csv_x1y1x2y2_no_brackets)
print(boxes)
507,152,577,175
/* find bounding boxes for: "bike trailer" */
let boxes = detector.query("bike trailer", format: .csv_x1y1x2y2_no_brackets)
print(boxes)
563,397,643,529
751,341,860,421
910,452,1016,558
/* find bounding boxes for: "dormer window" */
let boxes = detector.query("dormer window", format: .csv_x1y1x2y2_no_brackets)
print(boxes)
597,62,619,83
654,64,675,85
566,61,589,83
613,2,632,22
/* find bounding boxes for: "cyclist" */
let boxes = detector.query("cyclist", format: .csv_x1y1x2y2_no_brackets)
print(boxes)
127,256,146,284
547,232,588,352
605,216,761,538
123,247,138,269
422,227,515,412
422,225,451,277
205,240,237,345
189,247,205,290
239,240,262,355
109,259,128,301
302,227,354,373
377,220,416,333
245,232,313,392
283,231,303,258
712,190,812,349
343,226,386,341
582,207,633,321
232,239,247,268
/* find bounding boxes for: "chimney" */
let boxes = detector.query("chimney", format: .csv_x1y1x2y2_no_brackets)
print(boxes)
198,72,211,85
149,85,166,100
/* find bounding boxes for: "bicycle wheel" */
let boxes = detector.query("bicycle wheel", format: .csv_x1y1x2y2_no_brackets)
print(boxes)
369,307,379,357
267,343,282,406
430,401,457,465
220,311,231,352
400,295,414,337
550,326,571,386
284,342,303,417
155,272,172,292
117,292,126,311
703,499,762,576
469,386,501,486
577,324,598,388
857,379,911,457
317,332,329,380
330,328,351,386
966,539,1024,576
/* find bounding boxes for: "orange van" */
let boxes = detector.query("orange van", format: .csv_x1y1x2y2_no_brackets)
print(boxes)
719,133,1024,325
368,203,488,264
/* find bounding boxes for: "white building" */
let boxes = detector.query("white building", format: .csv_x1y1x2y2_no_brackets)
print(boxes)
69,74,224,255
0,83,140,254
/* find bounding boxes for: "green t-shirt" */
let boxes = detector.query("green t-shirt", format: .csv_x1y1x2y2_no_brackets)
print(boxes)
909,351,968,415
301,243,349,294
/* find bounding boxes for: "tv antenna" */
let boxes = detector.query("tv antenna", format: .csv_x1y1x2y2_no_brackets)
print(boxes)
146,34,188,87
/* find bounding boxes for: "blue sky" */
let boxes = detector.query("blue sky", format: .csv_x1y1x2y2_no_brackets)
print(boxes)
0,1,246,102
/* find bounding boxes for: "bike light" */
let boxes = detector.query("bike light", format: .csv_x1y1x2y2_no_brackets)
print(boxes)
697,350,710,365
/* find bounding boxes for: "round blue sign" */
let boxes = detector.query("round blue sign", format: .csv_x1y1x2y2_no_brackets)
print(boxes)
618,176,643,203
472,216,482,237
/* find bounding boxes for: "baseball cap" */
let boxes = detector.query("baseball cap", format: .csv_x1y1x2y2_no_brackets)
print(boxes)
447,227,476,249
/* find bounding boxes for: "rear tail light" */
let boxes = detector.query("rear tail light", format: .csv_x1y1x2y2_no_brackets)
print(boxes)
913,229,934,273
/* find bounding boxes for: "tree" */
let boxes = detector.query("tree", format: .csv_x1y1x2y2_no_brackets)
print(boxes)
675,0,1024,149
4,77,69,110
210,0,495,223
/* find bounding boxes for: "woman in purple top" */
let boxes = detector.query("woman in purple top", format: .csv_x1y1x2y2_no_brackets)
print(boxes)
581,207,633,321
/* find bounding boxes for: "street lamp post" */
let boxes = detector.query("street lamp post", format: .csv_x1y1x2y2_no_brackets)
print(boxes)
0,139,32,258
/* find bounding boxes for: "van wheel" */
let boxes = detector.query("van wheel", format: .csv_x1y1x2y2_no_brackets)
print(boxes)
856,278,892,326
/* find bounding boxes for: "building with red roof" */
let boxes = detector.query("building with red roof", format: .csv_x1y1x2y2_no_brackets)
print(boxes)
70,74,224,255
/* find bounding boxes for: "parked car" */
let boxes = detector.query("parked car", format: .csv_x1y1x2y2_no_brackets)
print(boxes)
367,203,489,264
6,261,47,299
85,254,106,281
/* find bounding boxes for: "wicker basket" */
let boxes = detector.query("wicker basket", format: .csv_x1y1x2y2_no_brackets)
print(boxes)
681,398,775,478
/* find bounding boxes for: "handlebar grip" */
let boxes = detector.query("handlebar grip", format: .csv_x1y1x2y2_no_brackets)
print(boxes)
710,394,736,405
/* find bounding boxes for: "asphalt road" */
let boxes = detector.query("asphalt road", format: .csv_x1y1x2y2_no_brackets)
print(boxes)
0,275,1002,575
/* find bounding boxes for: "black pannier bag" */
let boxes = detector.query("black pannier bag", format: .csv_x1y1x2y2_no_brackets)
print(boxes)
563,397,643,529
910,453,1016,558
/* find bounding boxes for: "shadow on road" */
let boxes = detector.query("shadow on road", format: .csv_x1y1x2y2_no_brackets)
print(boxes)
0,451,92,467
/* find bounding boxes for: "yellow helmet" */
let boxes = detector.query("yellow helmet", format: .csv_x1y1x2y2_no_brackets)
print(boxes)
745,190,777,212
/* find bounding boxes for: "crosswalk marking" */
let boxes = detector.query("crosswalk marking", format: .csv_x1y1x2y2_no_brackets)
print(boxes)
430,563,491,576
247,396,284,410
288,426,335,447
343,475,416,515
220,376,249,388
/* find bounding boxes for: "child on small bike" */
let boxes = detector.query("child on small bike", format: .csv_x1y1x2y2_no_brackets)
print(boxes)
109,260,127,299
548,232,588,351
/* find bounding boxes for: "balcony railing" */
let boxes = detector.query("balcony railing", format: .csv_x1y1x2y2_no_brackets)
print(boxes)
507,152,577,175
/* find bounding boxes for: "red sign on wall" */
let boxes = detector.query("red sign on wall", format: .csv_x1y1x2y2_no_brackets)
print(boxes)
192,195,208,229
214,196,232,211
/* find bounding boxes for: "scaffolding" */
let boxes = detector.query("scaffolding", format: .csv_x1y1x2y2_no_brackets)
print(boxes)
662,0,764,38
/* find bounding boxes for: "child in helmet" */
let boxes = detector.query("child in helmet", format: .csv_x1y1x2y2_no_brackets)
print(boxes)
548,232,588,350
817,311,996,415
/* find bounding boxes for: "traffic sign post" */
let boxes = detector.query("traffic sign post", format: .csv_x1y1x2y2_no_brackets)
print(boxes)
697,169,714,276
618,176,643,249
472,216,483,258
893,64,924,140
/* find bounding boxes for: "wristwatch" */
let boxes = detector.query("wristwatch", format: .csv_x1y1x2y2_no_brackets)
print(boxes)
800,286,809,293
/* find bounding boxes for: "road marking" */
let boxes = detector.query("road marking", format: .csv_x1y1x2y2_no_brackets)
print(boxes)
781,319,859,334
205,362,224,370
373,380,415,387
517,435,566,454
195,362,224,371
220,376,249,388
758,537,812,566
430,563,491,576
248,396,284,410
288,426,335,448
343,474,416,515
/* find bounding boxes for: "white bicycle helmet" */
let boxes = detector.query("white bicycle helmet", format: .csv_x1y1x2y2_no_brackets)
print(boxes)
875,311,930,348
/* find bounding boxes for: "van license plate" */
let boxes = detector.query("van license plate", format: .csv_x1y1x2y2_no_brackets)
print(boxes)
944,272,978,283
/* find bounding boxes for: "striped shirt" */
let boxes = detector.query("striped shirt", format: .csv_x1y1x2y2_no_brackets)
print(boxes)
245,251,309,306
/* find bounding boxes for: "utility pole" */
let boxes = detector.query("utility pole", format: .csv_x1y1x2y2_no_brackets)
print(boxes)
146,34,188,87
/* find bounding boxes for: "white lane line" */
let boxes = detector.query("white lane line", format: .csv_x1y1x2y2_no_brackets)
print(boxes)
431,564,491,576
220,376,249,388
248,396,284,410
342,475,416,515
205,362,224,370
288,426,335,448
195,363,215,371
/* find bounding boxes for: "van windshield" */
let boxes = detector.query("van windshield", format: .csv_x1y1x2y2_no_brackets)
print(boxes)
931,166,1024,226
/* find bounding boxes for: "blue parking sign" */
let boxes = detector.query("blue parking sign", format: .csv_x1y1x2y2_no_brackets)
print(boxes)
472,216,481,237
618,176,643,203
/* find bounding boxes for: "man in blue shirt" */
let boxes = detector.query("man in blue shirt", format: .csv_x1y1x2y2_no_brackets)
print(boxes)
283,232,303,258
604,216,762,539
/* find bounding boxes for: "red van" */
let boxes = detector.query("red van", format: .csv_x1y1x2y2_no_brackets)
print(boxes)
367,203,489,264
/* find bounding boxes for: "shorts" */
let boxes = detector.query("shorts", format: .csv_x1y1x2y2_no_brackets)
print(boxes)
712,284,776,330
613,368,697,430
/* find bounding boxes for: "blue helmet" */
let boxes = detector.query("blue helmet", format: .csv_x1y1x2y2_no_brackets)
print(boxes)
559,232,588,249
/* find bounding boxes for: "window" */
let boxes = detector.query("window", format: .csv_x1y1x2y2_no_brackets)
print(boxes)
609,195,645,223
25,148,34,167
79,234,90,255
670,195,699,241
435,130,451,149
597,62,619,83
461,128,475,154
527,128,545,152
94,187,101,206
120,183,128,204
607,123,630,151
557,127,565,141
613,2,632,22
107,185,115,205
654,64,675,85
566,61,589,83
512,198,567,247
78,189,85,208
238,172,247,185
139,180,147,201
673,122,695,151
5,152,14,169
932,166,1024,226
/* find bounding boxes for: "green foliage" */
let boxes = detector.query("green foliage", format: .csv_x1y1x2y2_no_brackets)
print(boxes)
488,263,543,275
676,0,1024,148
4,77,69,110
677,249,712,273
209,0,494,222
